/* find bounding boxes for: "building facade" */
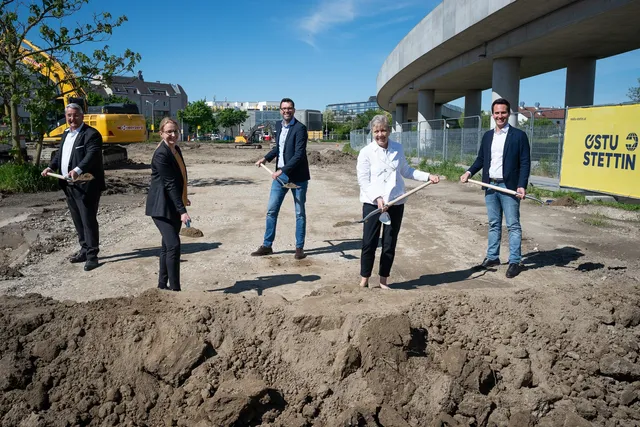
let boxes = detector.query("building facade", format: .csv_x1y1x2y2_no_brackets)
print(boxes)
326,96,379,122
91,74,188,126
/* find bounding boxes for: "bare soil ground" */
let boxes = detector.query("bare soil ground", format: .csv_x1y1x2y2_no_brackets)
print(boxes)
0,142,639,426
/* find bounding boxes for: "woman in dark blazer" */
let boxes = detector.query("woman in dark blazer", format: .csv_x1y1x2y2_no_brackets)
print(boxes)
145,118,191,291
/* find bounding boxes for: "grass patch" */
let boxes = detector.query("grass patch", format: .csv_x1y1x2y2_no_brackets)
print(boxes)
582,213,608,227
588,200,640,211
0,162,58,193
527,186,586,203
417,159,467,182
342,144,358,156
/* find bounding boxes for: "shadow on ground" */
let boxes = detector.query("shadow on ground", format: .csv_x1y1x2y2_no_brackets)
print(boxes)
522,246,584,270
209,274,321,295
276,239,361,260
189,177,255,187
393,268,490,290
101,242,221,263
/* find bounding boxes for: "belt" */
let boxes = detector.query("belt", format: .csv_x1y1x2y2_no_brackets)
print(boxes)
489,179,504,184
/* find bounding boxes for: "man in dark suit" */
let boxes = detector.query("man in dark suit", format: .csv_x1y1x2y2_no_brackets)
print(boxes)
252,98,310,260
42,103,106,271
460,98,531,278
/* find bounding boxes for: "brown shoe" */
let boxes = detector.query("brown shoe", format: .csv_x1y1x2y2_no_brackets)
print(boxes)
251,245,273,256
295,248,306,260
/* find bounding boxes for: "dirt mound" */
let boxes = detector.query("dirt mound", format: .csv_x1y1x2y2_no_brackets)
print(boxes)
104,175,150,195
181,226,204,238
308,149,355,167
551,196,577,207
1,283,639,426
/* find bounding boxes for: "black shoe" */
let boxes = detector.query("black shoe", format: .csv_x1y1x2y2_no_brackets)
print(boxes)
84,259,99,271
69,252,87,263
475,257,500,270
251,245,273,256
295,248,306,260
506,263,521,278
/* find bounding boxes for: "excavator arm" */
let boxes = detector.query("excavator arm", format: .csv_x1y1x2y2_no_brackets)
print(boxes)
20,39,87,110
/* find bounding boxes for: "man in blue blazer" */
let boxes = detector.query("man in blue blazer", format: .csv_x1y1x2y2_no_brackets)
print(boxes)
252,98,310,260
42,103,106,271
460,98,531,278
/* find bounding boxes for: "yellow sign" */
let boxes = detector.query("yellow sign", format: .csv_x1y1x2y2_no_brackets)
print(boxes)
560,104,639,198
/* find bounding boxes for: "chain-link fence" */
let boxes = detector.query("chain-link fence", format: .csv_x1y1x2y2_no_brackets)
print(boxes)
350,111,566,179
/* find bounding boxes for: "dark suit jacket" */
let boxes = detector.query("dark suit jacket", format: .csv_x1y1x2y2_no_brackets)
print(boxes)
145,142,187,220
467,126,531,191
49,124,106,194
265,118,310,182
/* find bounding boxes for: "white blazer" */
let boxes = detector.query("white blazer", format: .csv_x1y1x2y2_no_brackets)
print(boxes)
356,140,430,205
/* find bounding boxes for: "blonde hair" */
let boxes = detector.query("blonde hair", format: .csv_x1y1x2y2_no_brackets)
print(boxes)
159,117,180,132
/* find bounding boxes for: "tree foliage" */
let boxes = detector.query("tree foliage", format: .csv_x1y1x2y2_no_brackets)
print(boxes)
177,100,216,134
353,109,391,130
86,92,131,106
0,0,140,162
215,108,248,137
628,78,640,103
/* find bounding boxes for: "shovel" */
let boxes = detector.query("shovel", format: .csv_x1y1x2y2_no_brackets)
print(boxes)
467,179,544,205
46,172,95,182
334,180,434,227
260,164,300,189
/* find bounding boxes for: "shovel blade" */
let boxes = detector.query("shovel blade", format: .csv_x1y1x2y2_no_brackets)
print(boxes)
283,183,300,189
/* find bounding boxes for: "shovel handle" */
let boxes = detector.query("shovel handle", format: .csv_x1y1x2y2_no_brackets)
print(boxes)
467,179,544,204
358,180,433,223
260,163,291,187
46,172,72,181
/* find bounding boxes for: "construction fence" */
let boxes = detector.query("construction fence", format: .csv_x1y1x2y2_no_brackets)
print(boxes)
350,110,566,179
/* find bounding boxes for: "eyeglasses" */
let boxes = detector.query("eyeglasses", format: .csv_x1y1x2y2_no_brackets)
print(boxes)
163,130,179,135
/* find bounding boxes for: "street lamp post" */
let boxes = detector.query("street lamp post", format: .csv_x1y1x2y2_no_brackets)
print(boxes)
145,100,160,132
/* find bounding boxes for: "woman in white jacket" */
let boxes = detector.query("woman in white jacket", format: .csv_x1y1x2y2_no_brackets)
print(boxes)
356,115,440,289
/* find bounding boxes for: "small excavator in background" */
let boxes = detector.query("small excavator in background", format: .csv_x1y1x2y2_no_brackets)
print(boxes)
234,121,276,149
19,40,147,164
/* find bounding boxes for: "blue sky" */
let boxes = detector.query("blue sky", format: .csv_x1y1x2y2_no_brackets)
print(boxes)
28,0,640,112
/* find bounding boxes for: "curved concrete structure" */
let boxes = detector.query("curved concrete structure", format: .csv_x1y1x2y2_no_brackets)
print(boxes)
377,0,640,123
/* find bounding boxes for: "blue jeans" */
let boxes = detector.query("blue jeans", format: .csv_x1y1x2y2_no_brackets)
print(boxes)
263,172,308,249
485,183,522,264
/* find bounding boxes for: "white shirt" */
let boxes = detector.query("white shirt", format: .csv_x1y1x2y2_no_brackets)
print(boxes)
61,124,84,176
277,118,295,169
357,140,430,205
489,124,509,179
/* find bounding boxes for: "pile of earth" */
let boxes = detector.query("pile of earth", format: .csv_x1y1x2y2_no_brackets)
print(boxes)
308,149,356,167
1,276,640,426
0,214,74,281
550,196,578,207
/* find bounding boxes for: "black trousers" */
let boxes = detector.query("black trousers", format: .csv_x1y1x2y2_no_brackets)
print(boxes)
63,185,101,261
360,203,404,278
152,217,182,291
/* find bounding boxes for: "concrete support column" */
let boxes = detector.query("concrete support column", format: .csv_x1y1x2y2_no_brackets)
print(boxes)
395,103,407,133
434,103,443,119
417,90,435,122
391,111,396,131
492,57,521,127
565,58,596,107
464,89,482,118
464,89,482,129
418,91,436,155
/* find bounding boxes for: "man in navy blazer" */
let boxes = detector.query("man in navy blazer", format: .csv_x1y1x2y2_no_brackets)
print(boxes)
460,98,531,278
42,103,106,271
252,98,310,260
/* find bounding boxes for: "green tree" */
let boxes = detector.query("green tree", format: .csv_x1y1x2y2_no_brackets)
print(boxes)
627,78,640,102
85,92,131,106
0,0,140,163
216,108,249,137
177,100,216,135
352,109,391,130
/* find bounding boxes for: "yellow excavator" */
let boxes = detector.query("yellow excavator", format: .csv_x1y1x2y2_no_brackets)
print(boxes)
20,40,147,163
